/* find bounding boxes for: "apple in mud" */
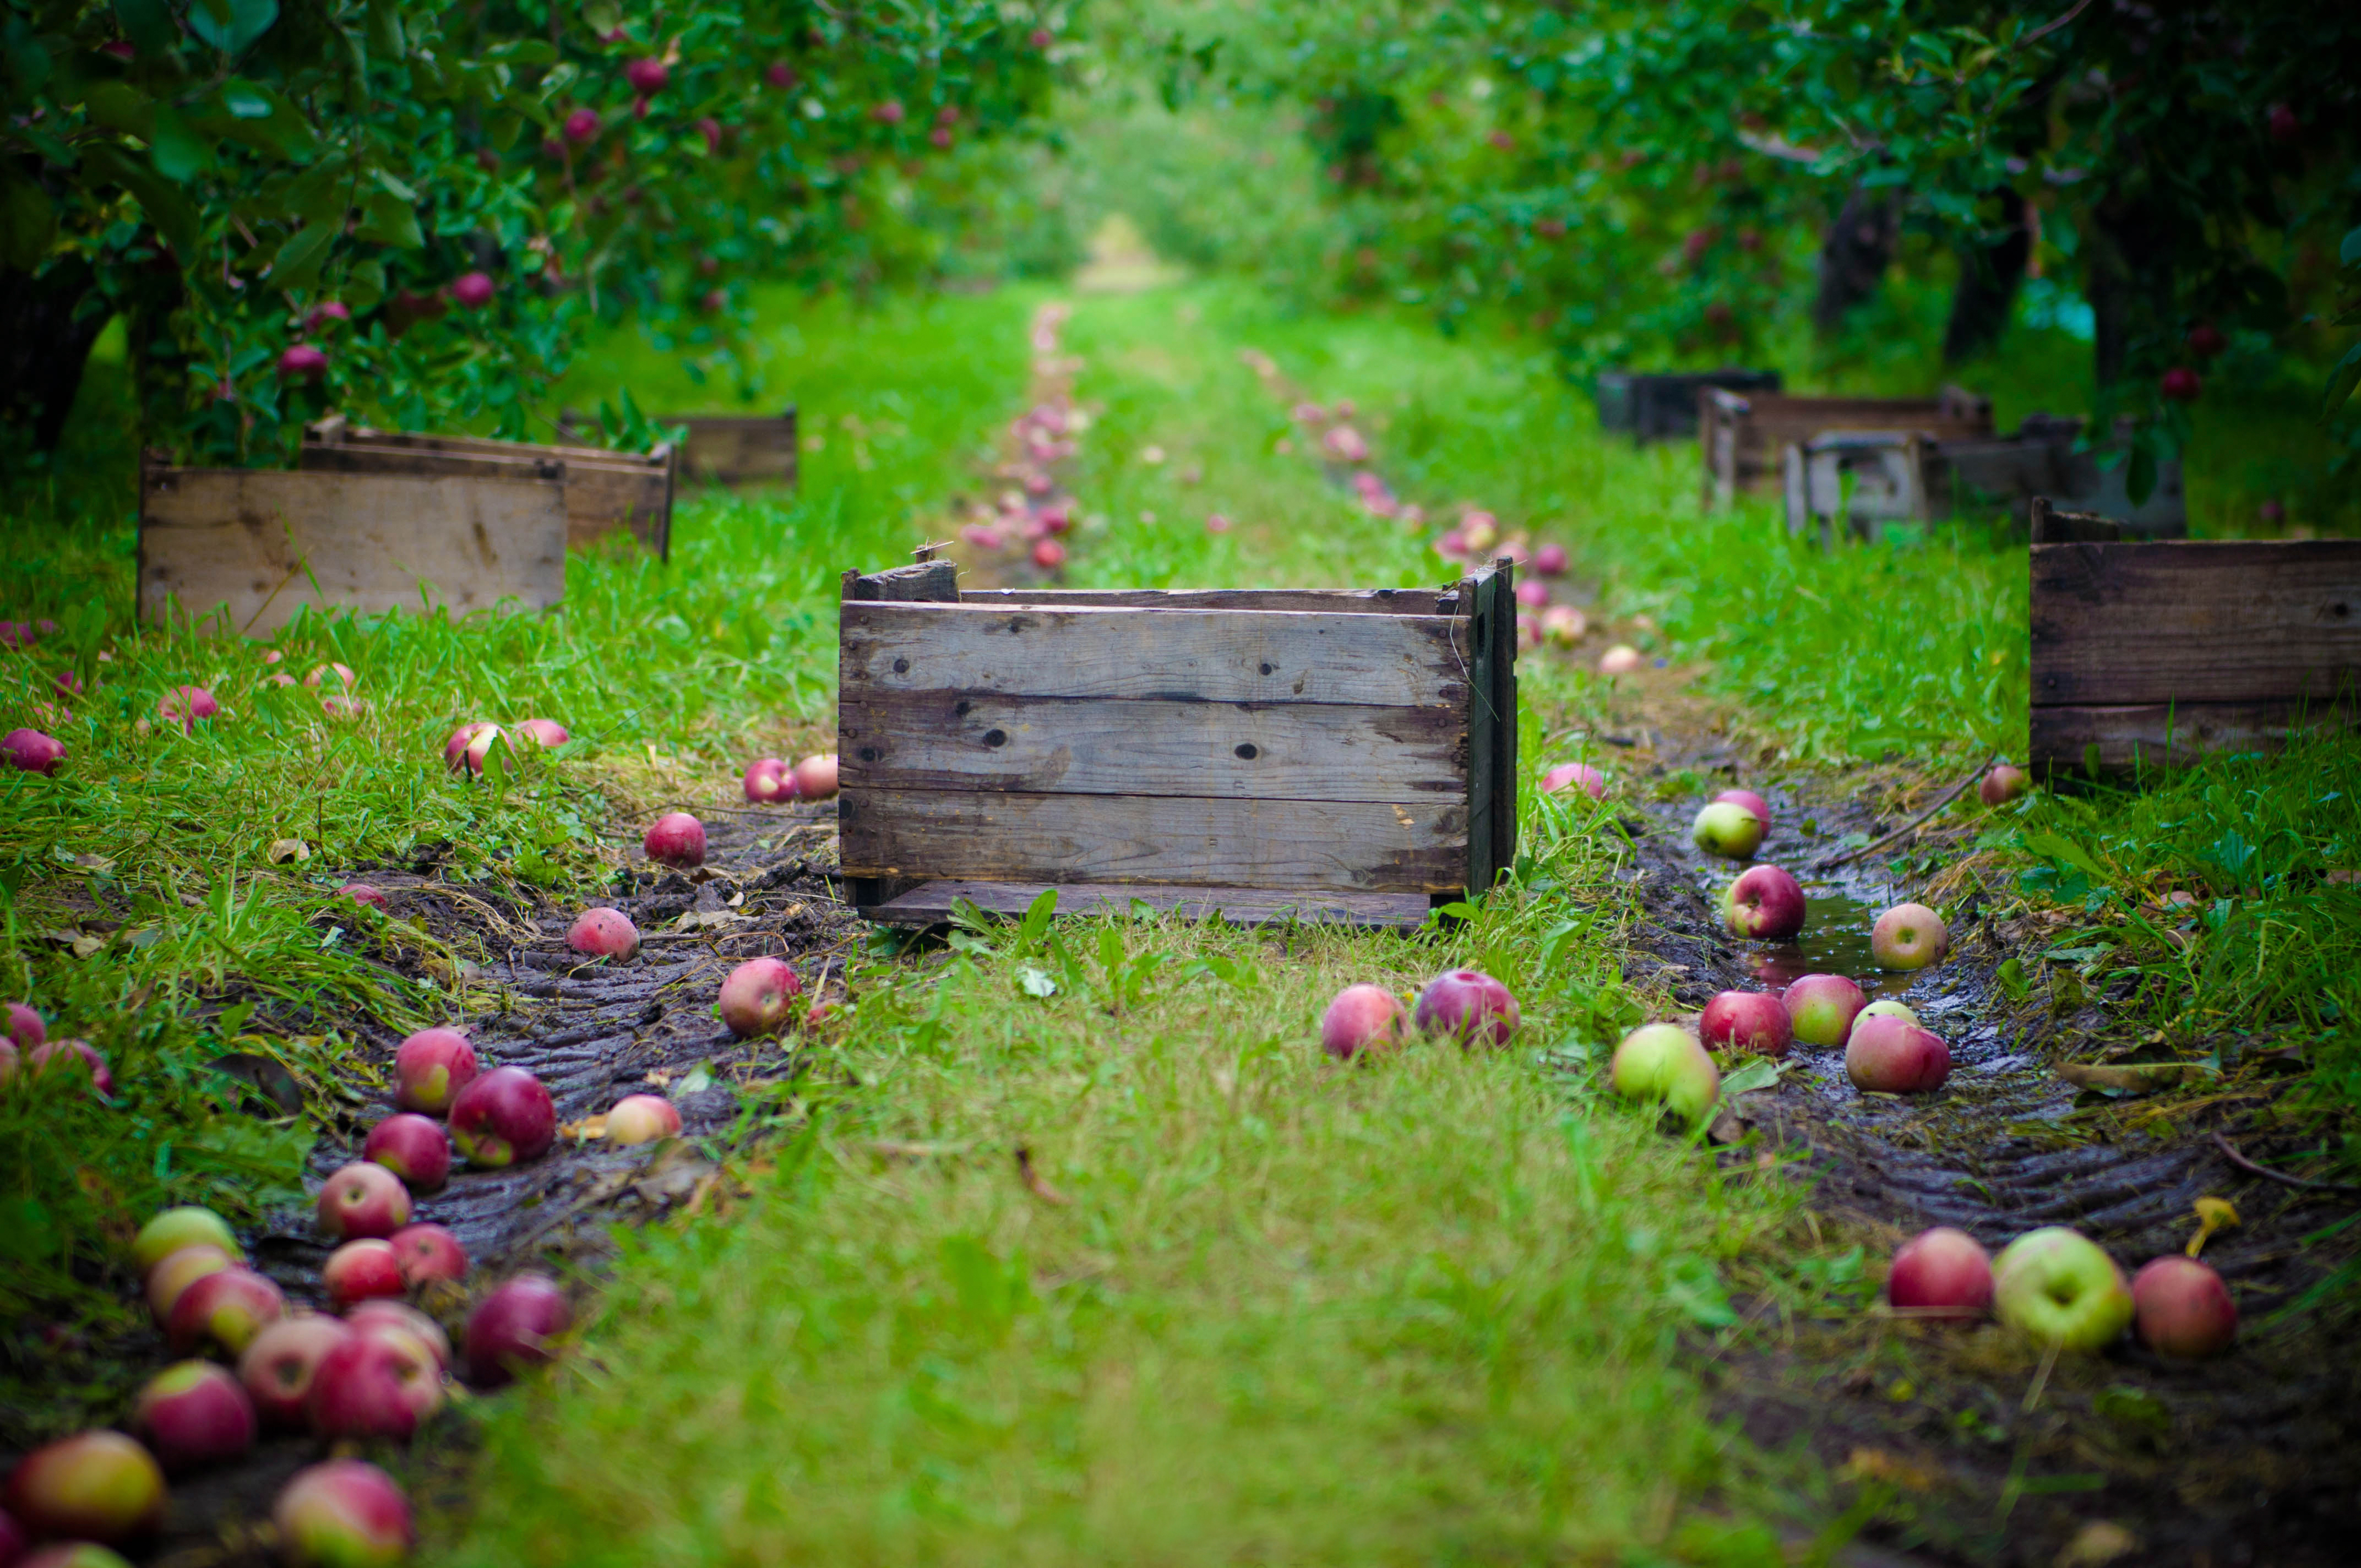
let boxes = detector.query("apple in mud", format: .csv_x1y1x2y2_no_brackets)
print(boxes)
308,1328,443,1440
1413,970,1520,1047
1609,1024,1720,1125
1780,973,1867,1049
794,753,841,799
317,1161,411,1240
567,907,640,960
1597,645,1644,675
1978,765,2028,806
605,1094,683,1145
6,1000,41,1048
1691,800,1765,860
514,717,569,747
466,1272,572,1387
364,1113,450,1193
388,1223,467,1287
1870,903,1948,971
1699,990,1791,1055
1843,1014,1951,1093
643,811,706,868
447,1066,557,1167
145,1245,233,1324
1886,1227,1993,1319
1319,983,1407,1061
1715,788,1770,823
720,957,803,1037
347,1300,452,1372
337,882,388,910
274,1460,414,1568
28,1039,111,1095
1539,762,1605,798
4,727,65,774
133,1360,255,1470
743,756,798,803
2132,1255,2237,1359
1721,865,1805,940
3,1431,167,1544
238,1315,356,1428
393,1026,478,1114
133,1206,241,1275
323,1240,406,1309
167,1267,284,1355
1858,998,1919,1027
1994,1227,2134,1350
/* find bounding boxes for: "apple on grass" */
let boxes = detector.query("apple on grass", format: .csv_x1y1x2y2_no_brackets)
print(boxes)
238,1315,357,1428
317,1161,412,1240
1699,990,1791,1055
4,728,66,774
337,883,388,911
1413,970,1519,1047
567,907,640,960
1721,865,1805,940
1538,763,1605,799
1598,645,1644,675
1844,1014,1952,1093
167,1266,285,1356
1978,765,2028,806
145,1245,233,1325
324,1240,406,1309
2132,1256,2237,1358
347,1300,453,1371
605,1095,683,1145
643,812,706,868
389,1222,468,1286
1609,1025,1720,1126
1994,1227,2134,1349
275,1460,413,1568
133,1361,255,1470
2,1431,167,1545
28,1039,111,1096
6,999,41,1048
720,957,803,1038
1871,903,1949,971
466,1273,572,1387
393,1026,478,1114
308,1329,443,1440
133,1206,241,1274
1780,974,1866,1049
1886,1227,1993,1319
364,1113,450,1192
1319,984,1407,1061
447,1066,557,1168
1691,800,1765,859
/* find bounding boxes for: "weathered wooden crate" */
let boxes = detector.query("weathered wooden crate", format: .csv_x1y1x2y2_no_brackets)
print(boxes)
1702,385,1992,508
300,416,674,558
1781,420,2188,540
2030,533,2361,777
674,410,799,487
137,453,567,637
1595,368,1781,444
836,558,1520,929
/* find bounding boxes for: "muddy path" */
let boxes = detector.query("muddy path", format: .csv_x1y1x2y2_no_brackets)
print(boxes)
1589,683,2361,1566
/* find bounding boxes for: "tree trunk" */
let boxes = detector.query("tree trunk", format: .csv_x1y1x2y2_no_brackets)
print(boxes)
2086,193,2177,391
1812,186,1898,337
1942,193,2032,364
1,259,106,454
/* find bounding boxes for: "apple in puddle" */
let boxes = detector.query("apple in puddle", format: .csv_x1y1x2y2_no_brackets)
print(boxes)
317,1161,411,1240
514,717,569,748
388,1222,468,1287
2132,1256,2237,1358
323,1240,406,1309
1412,970,1519,1047
1780,973,1867,1049
133,1360,255,1470
1699,990,1791,1056
146,1245,233,1324
1609,1024,1720,1125
1319,983,1407,1061
347,1300,452,1372
6,1000,41,1048
720,957,803,1037
447,1066,557,1167
274,1460,414,1568
643,812,707,868
4,727,65,774
465,1273,572,1387
605,1094,683,1145
1721,865,1805,940
1844,1014,1951,1093
167,1266,285,1355
1539,763,1605,798
567,906,640,960
1858,998,1919,1027
133,1206,241,1275
1978,765,2028,806
28,1039,111,1095
743,756,798,803
238,1315,357,1427
1994,1227,2134,1350
363,1113,450,1193
308,1329,443,1440
3,1431,167,1544
1886,1227,1993,1319
1870,903,1948,970
793,753,840,799
393,1026,478,1114
1691,800,1765,859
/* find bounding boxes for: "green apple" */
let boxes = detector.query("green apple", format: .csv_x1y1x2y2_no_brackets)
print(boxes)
1857,999,1919,1028
1994,1227,2134,1350
1608,1023,1720,1126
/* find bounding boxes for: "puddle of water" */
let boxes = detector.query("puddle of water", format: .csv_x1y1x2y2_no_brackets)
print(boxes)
1737,890,1912,997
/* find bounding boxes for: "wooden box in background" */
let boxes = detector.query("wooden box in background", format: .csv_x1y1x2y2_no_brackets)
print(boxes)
676,410,799,487
1595,369,1781,444
1702,385,1992,508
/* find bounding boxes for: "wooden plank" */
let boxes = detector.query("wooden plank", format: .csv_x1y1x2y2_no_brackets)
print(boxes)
1702,388,1994,504
863,879,1433,929
2030,700,2359,777
839,690,1466,801
2030,541,2361,706
841,601,1468,708
845,560,960,603
1484,562,1518,889
301,422,672,557
1459,565,1499,900
955,586,1450,615
137,467,565,636
839,789,1467,894
674,411,799,486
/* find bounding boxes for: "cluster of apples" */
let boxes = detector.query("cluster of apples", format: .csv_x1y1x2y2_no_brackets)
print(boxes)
440,716,572,777
258,651,368,722
2,616,75,772
959,303,1085,573
3,1002,111,1096
742,752,840,805
1318,970,1521,1060
1885,1224,2238,1359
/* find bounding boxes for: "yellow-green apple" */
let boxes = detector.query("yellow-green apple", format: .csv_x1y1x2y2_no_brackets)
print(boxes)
1609,1024,1720,1125
363,1113,449,1193
1721,865,1805,940
237,1315,356,1428
1413,970,1520,1046
1319,984,1407,1061
1715,788,1771,823
133,1207,241,1275
388,1222,467,1287
391,1026,477,1114
566,906,639,960
447,1066,556,1167
323,1240,405,1309
274,1460,412,1568
346,1300,452,1372
1843,1014,1951,1092
2131,1256,2237,1358
1858,998,1919,1027
1978,765,2028,806
720,957,803,1037
20,1542,135,1566
132,1362,254,1470
464,1273,571,1387
1539,762,1605,798
307,1329,442,1440
145,1245,233,1325
316,1162,411,1240
1994,1228,2133,1350
1886,1227,1992,1318
1699,990,1791,1055
1870,903,1948,970
167,1266,284,1355
1780,973,1866,1048
643,811,706,867
1691,800,1765,859
603,1095,683,1144
2,1431,166,1544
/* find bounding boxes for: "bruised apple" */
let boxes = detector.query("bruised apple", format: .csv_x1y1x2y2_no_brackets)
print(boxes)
1721,865,1805,940
566,906,640,960
1843,1014,1952,1093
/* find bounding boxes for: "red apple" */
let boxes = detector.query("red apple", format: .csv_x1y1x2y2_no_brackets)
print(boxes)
698,115,724,154
447,1066,557,1167
1532,542,1568,575
793,753,840,799
1514,579,1548,609
337,881,389,910
1870,902,1948,971
1032,538,1067,570
1978,765,2028,806
132,1360,254,1470
566,907,640,960
278,344,328,382
303,662,355,691
237,1315,356,1428
1030,26,1053,47
1412,970,1519,1047
393,1026,478,1114
275,1460,414,1568
2160,366,2202,402
4,728,65,774
2185,322,2227,358
514,716,570,748
28,1039,111,1096
1699,990,1791,1055
2,1431,166,1544
1721,865,1805,940
1780,973,1866,1049
871,99,906,124
1886,1227,1993,1319
388,1222,468,1287
449,270,494,309
766,62,796,89
167,1267,285,1357
363,1113,450,1192
464,1273,571,1387
316,1161,411,1240
307,1329,442,1440
643,811,706,867
604,1094,683,1145
132,1206,241,1274
2132,1255,2237,1359
444,721,510,777
145,1245,233,1325
1539,763,1604,798
346,1300,452,1371
563,105,601,143
323,1240,405,1309
626,57,668,94
2266,102,2299,143
0,1513,28,1563
743,756,798,802
6,1000,41,1048
1319,983,1408,1061
1844,1014,1951,1093
720,957,802,1037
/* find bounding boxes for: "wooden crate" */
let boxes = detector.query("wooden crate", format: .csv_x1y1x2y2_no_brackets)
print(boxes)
1780,421,2188,540
2030,536,2361,777
1594,368,1781,444
675,410,799,487
1701,385,1992,508
836,558,1520,929
137,455,566,637
300,417,674,558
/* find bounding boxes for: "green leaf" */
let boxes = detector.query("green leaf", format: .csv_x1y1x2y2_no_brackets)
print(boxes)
220,79,272,117
0,171,57,271
2021,827,2112,885
370,167,418,203
365,0,404,59
2341,225,2361,270
270,218,338,290
2322,341,2361,424
80,142,199,257
1718,1057,1782,1096
355,188,422,247
281,158,351,223
149,103,216,181
2125,441,2157,508
344,257,387,307
3,13,53,92
1017,886,1058,952
82,81,155,138
115,0,181,59
184,0,278,57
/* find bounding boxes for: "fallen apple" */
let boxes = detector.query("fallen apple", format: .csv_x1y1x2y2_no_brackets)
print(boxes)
1870,902,1948,971
145,1245,233,1325
1978,765,2028,806
2,1431,167,1544
336,882,389,910
323,1240,406,1309
274,1460,414,1568
168,1265,286,1357
1514,579,1548,609
793,753,840,800
1609,1023,1720,1125
743,756,798,803
392,1026,478,1114
19,1538,136,1566
2131,1255,2237,1359
605,1094,683,1144
6,1000,40,1048
1994,1227,2133,1351
1597,645,1644,675
383,1223,467,1289
1533,542,1568,575
133,1206,242,1275
303,662,355,690
446,1066,557,1168
566,906,640,960
1721,865,1805,940
316,1161,412,1240
643,811,707,868
514,717,570,747
1699,990,1791,1055
1539,605,1587,647
133,1360,255,1471
238,1315,357,1428
1715,788,1771,824
346,1300,453,1371
0,1504,19,1564
307,1329,442,1440
1857,998,1919,1027
720,956,803,1037
3,727,64,774
1843,1013,1951,1093
465,1272,572,1387
1780,973,1867,1049
444,722,510,778
1412,970,1520,1047
363,1113,450,1193
157,686,218,731
28,1039,111,1096
1886,1227,1993,1319
1691,800,1766,860
1539,762,1605,798
1319,983,1407,1061
1032,538,1067,570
